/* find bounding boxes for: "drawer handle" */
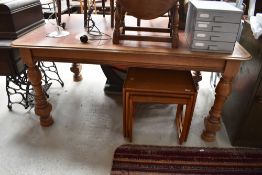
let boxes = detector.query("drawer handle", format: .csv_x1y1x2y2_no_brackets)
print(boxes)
198,23,208,28
200,13,210,18
214,16,224,21
255,96,262,103
212,26,222,31
208,45,218,50
197,33,206,38
210,36,220,40
195,42,205,47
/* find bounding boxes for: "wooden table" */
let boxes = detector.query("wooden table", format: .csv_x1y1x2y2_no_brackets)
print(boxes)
12,14,251,142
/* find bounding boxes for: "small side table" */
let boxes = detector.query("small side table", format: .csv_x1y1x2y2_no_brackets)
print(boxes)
123,68,198,144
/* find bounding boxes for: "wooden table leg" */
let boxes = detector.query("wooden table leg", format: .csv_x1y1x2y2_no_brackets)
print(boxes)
201,61,241,142
20,49,54,127
70,63,83,82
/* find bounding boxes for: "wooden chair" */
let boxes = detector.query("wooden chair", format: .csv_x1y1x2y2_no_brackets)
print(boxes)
82,0,106,27
113,0,180,48
110,0,140,28
53,0,106,27
110,0,114,27
80,0,106,16
123,68,197,144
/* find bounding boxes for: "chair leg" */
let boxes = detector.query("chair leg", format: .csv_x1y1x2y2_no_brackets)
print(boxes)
175,104,183,143
110,0,114,27
128,96,134,142
66,0,71,15
102,0,105,17
175,104,183,121
113,2,121,44
123,91,130,138
184,96,197,141
137,19,141,26
123,90,127,137
180,101,194,144
171,2,179,48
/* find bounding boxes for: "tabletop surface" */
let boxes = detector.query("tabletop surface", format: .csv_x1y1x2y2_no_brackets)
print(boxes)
12,14,251,61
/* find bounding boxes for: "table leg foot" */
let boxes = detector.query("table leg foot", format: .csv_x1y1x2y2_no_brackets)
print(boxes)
40,116,54,127
73,75,83,82
39,103,54,127
201,115,221,142
70,63,83,82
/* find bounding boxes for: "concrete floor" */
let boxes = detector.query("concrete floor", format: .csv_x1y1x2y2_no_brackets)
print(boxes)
0,63,232,175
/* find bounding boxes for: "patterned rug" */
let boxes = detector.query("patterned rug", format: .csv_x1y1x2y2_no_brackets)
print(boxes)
111,144,262,175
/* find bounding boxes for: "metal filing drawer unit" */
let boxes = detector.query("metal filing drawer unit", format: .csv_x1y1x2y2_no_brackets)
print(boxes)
185,0,243,53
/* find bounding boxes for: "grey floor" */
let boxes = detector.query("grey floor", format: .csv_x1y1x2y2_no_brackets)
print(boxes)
0,63,231,175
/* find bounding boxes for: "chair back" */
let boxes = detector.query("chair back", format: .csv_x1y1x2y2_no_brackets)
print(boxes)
118,0,178,19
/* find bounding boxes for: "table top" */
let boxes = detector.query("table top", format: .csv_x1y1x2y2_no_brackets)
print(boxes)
12,14,250,59
12,14,251,72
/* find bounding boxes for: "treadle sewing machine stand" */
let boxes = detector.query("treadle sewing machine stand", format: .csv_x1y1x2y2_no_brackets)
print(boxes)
6,62,64,110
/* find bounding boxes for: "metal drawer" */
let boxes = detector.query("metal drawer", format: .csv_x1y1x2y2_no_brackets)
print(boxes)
196,11,242,23
191,40,235,53
193,31,237,42
195,21,240,33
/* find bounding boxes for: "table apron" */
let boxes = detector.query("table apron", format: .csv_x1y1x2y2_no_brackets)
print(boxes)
28,48,227,72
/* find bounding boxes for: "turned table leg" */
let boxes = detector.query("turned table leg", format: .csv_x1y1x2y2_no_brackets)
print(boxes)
21,49,53,127
201,61,241,142
70,63,83,82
